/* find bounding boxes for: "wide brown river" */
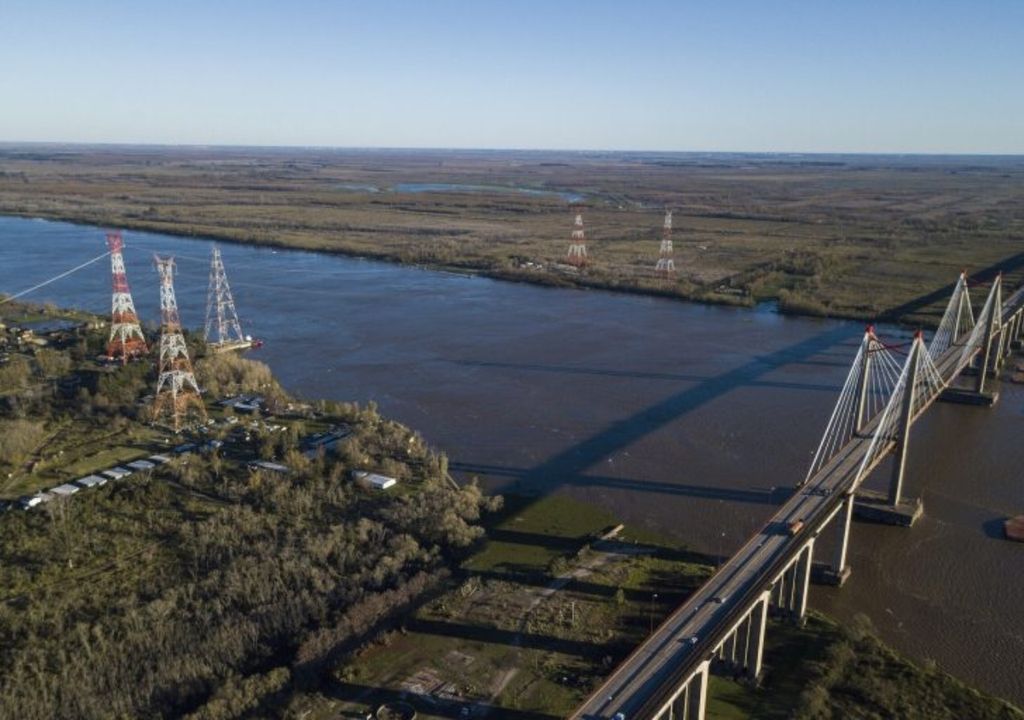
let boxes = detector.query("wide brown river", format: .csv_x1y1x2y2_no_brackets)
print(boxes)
2,217,1022,704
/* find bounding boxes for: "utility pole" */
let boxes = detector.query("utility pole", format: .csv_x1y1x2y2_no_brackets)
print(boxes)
655,209,675,275
204,246,245,348
105,231,147,364
566,208,588,267
152,255,207,431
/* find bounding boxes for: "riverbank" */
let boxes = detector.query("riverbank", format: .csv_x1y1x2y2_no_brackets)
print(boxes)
3,145,1024,328
1,298,1021,718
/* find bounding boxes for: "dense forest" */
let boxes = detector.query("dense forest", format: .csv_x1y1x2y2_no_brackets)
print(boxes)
0,452,498,719
0,304,501,719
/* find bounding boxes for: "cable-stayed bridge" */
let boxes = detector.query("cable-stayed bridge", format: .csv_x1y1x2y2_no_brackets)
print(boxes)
573,273,1024,720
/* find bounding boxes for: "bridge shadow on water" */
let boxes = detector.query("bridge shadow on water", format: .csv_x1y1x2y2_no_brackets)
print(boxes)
458,358,848,389
351,324,859,711
450,462,795,506
458,323,853,492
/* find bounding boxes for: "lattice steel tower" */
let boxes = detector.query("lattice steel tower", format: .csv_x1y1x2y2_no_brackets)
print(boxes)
566,210,588,267
655,210,675,275
204,246,244,348
152,255,207,431
105,231,148,363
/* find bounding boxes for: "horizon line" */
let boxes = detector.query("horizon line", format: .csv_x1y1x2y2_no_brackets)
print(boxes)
1,140,1023,159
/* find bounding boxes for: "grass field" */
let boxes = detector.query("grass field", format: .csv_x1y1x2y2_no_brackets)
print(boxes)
2,146,1023,326
289,492,1023,720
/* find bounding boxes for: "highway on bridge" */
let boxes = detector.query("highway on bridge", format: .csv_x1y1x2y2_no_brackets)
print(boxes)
573,283,1024,720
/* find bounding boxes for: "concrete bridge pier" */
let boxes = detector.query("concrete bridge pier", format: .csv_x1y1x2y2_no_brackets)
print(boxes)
1007,310,1023,351
770,540,814,622
822,493,853,586
793,540,814,622
684,662,709,720
711,593,767,678
658,660,709,720
995,324,1008,372
745,592,769,680
772,570,787,616
1003,311,1019,354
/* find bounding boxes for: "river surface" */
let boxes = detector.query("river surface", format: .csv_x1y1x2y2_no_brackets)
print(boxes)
1,216,1022,704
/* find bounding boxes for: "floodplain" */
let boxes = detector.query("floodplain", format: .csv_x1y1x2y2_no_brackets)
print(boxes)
2,146,1023,325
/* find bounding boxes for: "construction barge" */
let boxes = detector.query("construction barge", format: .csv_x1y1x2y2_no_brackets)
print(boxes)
209,336,263,353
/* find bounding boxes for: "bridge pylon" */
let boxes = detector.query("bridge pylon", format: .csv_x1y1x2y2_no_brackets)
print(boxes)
804,326,903,485
975,274,1003,393
888,332,924,506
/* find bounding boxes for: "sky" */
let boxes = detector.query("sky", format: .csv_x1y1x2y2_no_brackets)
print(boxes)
1,0,1022,153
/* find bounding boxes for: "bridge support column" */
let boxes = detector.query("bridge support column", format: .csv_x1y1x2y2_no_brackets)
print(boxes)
782,565,798,618
685,661,709,720
668,686,687,720
995,324,1008,371
794,540,814,622
889,336,922,507
975,278,1002,393
773,572,786,614
746,591,770,680
824,493,854,586
736,615,751,668
1008,313,1022,352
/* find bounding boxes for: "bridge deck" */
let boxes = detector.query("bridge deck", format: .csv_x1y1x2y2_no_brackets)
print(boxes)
573,295,1023,720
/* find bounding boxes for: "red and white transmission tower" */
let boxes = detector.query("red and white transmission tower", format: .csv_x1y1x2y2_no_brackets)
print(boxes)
566,209,588,267
655,210,675,275
105,231,148,363
205,246,245,349
152,255,207,431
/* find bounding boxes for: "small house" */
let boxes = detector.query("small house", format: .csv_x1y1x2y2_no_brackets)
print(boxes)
50,483,80,497
127,459,156,471
102,467,132,480
353,471,398,491
75,475,108,489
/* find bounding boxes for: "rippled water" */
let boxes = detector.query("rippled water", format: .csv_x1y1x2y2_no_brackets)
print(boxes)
1,216,1021,703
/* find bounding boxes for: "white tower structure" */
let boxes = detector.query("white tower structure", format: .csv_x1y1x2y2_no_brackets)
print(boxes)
566,211,588,267
204,246,245,349
152,255,207,431
656,210,675,275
